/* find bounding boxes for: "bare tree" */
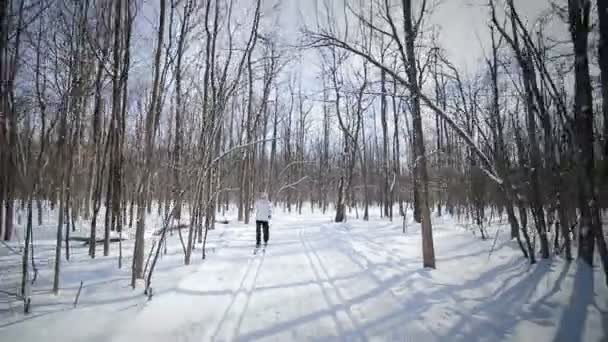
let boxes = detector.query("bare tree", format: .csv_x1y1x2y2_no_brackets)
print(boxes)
132,0,167,286
567,0,608,281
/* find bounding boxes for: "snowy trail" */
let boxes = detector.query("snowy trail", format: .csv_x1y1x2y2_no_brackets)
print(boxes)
109,213,607,342
113,216,364,341
1,210,607,341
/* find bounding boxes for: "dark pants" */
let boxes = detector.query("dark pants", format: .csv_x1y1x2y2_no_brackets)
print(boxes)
256,220,269,245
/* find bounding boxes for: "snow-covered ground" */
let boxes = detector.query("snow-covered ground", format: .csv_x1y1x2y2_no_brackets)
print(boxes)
1,206,607,341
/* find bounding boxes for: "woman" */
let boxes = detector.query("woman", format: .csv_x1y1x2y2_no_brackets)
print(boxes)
254,192,271,247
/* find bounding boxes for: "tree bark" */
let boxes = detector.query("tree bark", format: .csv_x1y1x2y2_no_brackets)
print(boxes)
402,0,435,268
568,0,597,265
133,0,166,286
597,0,608,160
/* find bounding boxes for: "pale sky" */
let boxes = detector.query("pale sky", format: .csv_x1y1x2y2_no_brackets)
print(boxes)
264,0,567,139
256,0,563,101
284,0,557,68
431,0,553,71
120,0,576,152
133,0,561,83
130,0,566,133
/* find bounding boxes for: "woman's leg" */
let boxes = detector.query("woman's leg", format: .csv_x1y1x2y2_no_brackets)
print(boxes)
256,221,262,246
263,221,269,244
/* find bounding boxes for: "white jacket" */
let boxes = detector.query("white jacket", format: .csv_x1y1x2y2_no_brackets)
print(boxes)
255,199,272,222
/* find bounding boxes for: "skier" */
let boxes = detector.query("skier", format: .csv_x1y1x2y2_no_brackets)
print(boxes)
255,192,272,248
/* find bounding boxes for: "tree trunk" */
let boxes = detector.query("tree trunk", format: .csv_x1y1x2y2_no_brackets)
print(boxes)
380,69,391,219
133,0,166,287
567,0,598,266
335,175,346,222
21,196,33,297
597,0,608,160
53,184,65,294
401,0,435,268
522,53,549,258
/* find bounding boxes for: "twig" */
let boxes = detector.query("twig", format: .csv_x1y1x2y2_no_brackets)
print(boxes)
488,228,501,260
275,176,310,196
0,289,23,299
177,218,187,257
389,172,397,193
143,240,157,278
73,281,83,308
558,215,580,254
0,240,22,255
277,161,314,180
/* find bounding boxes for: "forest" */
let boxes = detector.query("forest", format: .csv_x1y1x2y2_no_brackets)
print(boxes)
0,0,607,340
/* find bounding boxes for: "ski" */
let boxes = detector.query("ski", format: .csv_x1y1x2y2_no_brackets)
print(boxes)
253,243,267,254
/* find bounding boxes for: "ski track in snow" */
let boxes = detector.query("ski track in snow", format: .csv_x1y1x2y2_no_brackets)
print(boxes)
0,208,607,342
